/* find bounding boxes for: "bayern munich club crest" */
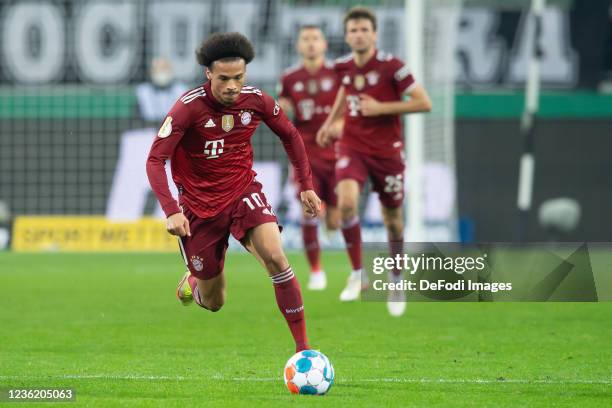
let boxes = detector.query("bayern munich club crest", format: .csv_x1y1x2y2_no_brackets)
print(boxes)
240,111,252,125
366,71,380,86
191,256,204,272
320,77,334,92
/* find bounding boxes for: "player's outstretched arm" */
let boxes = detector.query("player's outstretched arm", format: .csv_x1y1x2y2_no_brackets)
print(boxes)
359,84,432,117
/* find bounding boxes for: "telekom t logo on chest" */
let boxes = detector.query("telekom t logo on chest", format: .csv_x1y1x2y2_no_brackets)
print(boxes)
204,139,224,159
346,95,360,117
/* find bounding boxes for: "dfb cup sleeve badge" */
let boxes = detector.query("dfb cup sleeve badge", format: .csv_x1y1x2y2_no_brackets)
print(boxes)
191,256,204,272
158,116,173,138
221,115,234,132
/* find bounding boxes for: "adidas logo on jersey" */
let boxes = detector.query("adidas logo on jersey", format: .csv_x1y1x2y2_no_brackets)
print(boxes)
204,119,215,128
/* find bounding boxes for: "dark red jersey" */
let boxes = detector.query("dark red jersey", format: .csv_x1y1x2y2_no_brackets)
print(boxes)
333,50,416,158
147,81,313,219
279,62,338,161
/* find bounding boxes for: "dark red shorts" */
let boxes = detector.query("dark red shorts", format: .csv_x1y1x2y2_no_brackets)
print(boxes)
292,157,337,207
335,145,405,208
178,180,279,280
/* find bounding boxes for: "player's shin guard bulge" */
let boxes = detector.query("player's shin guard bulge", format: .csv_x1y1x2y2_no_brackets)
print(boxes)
271,267,309,352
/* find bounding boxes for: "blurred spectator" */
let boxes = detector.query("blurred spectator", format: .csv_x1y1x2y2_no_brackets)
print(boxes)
106,57,185,220
135,57,188,124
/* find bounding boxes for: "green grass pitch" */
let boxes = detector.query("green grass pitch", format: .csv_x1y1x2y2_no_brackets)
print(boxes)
0,251,610,407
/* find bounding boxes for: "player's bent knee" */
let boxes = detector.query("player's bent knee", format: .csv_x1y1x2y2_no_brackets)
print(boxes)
385,220,404,239
389,225,404,239
263,249,289,273
339,202,357,220
326,218,340,231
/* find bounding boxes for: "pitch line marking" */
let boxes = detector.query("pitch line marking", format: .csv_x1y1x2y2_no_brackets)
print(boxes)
0,375,609,385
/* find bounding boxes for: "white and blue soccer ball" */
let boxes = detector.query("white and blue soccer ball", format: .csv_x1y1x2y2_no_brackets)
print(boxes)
283,349,334,395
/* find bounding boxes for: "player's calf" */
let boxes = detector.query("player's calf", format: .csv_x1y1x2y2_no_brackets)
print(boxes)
336,179,360,221
178,271,226,312
195,279,226,312
381,206,404,239
325,206,341,231
245,222,309,351
198,291,225,312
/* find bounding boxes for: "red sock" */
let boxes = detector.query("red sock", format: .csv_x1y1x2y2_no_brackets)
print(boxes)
187,275,198,291
341,216,362,270
389,237,404,277
301,222,321,272
188,274,207,308
271,267,309,352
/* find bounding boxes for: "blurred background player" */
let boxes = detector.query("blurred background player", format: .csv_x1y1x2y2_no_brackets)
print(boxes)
278,25,342,291
317,6,432,316
146,32,321,352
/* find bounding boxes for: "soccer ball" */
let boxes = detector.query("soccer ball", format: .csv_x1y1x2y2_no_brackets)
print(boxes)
283,349,334,395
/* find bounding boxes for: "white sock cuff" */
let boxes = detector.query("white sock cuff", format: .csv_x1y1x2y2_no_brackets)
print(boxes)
342,216,359,229
271,267,295,284
301,217,319,227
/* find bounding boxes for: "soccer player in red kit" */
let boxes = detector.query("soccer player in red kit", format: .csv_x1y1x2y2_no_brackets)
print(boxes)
146,32,321,352
317,7,432,316
278,25,342,291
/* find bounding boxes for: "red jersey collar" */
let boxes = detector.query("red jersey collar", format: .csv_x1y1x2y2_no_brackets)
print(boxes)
353,48,378,71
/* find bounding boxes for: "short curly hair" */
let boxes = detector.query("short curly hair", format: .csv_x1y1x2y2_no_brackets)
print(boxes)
195,32,255,69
